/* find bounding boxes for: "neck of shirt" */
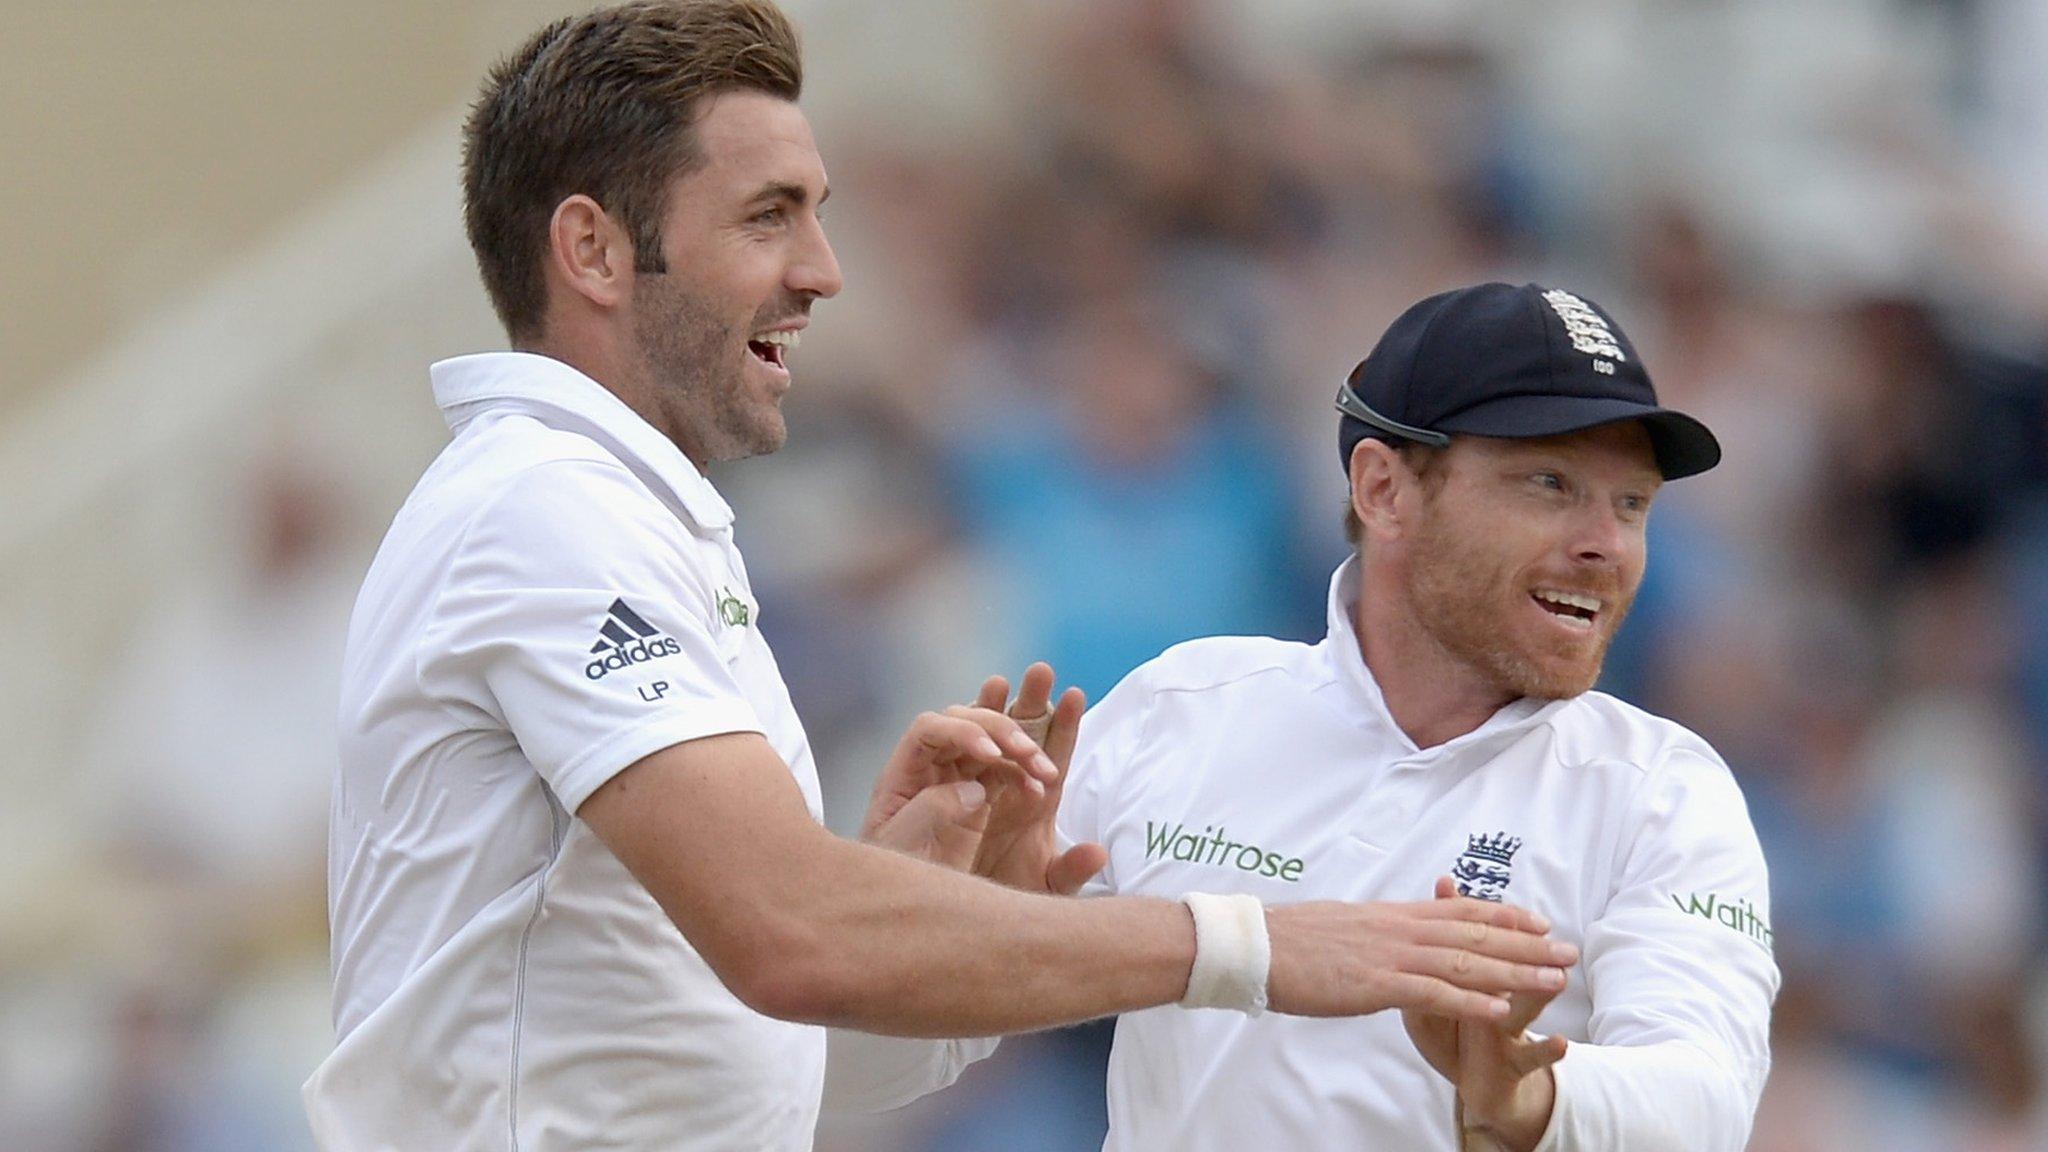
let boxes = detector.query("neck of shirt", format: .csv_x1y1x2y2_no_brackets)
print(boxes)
1320,558,1561,761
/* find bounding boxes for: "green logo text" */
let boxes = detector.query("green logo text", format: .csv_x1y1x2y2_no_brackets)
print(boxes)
1672,891,1773,952
1144,820,1305,883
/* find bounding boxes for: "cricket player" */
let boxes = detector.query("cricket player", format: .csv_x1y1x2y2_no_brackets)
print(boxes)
301,6,1580,1149
932,283,1779,1151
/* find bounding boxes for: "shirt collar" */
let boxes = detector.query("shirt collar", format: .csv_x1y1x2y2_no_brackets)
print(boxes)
1317,556,1566,760
431,351,735,531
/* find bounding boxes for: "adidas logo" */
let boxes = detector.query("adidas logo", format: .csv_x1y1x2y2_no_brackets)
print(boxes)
584,598,682,681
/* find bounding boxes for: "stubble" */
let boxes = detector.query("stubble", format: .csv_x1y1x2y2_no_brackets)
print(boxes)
631,275,788,463
1402,507,1626,701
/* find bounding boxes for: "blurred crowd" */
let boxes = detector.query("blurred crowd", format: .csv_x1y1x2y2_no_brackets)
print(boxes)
13,0,2048,1148
803,4,2048,1148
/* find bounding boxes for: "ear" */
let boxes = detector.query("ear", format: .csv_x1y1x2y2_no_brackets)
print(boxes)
1348,438,1407,543
545,194,635,315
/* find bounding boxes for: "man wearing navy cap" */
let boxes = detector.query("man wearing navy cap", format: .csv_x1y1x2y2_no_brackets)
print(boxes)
912,283,1776,1150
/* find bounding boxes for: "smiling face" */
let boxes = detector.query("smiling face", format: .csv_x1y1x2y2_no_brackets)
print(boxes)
628,90,841,465
1394,422,1662,700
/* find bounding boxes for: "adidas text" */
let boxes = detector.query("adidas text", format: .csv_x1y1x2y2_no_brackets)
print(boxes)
586,636,682,680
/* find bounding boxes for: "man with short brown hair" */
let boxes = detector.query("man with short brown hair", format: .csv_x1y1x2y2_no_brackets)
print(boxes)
305,8,1578,1149
461,0,803,346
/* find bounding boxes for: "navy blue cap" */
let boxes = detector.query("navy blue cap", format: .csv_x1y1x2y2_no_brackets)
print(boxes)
1335,282,1720,480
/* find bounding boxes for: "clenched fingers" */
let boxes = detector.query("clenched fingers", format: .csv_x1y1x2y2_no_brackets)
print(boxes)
1499,987,1557,1034
1413,892,1553,936
1403,945,1570,997
935,706,1059,787
1384,972,1515,1024
1410,919,1579,969
909,710,1052,796
941,705,1059,779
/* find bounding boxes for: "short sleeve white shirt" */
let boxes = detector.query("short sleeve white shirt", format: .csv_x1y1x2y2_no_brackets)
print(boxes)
305,352,827,1151
1059,558,1779,1152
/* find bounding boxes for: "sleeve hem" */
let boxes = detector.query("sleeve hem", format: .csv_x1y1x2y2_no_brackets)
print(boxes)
821,1032,1002,1114
555,699,767,813
1531,1049,1572,1152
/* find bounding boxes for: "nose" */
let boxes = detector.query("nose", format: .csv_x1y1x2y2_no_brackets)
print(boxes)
1570,503,1633,569
788,215,843,300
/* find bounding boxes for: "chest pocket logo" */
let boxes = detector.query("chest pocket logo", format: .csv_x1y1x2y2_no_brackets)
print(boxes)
1451,832,1522,902
716,586,752,629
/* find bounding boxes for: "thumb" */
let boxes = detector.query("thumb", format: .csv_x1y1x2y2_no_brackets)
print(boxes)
952,779,988,811
870,780,988,858
907,779,986,826
1045,842,1109,895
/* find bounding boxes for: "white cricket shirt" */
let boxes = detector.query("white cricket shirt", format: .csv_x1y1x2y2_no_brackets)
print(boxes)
1059,558,1779,1152
306,352,827,1151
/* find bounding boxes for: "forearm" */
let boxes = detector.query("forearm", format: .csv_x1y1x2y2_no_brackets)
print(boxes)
1536,1039,1759,1152
592,734,1573,1041
716,831,1195,1036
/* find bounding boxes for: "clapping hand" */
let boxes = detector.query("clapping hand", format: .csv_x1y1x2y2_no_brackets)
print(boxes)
1401,876,1570,1152
858,700,1059,870
967,663,1107,895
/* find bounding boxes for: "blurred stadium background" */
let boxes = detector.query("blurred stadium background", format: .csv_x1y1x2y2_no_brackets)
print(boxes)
5,0,2048,1147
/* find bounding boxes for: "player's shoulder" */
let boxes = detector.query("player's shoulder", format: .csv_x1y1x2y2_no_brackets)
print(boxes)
425,416,655,531
1088,634,1318,735
383,414,689,600
1124,633,1317,699
1548,689,1732,781
453,412,632,487
1073,635,1317,779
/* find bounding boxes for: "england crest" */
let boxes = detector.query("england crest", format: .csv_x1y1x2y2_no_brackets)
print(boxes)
1451,832,1522,902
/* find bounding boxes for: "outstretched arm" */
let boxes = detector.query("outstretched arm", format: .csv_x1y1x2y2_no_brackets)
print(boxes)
580,722,1577,1038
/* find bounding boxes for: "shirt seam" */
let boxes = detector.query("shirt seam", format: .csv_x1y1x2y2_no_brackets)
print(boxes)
1135,654,1306,702
505,836,560,1152
1585,746,1687,926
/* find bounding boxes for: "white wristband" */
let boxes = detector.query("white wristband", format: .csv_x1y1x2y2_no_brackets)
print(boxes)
1178,892,1270,1015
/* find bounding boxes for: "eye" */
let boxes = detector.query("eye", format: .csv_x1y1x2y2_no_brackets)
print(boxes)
751,205,787,226
1618,493,1652,517
1531,471,1565,492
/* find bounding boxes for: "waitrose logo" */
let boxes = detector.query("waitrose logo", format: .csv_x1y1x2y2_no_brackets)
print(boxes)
1144,821,1306,883
1672,891,1774,952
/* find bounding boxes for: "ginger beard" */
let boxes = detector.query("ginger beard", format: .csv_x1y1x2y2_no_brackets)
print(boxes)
630,272,797,463
1400,485,1634,701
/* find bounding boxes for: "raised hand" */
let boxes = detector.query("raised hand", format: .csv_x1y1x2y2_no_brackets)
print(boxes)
969,663,1108,895
1400,876,1570,1152
858,705,1059,871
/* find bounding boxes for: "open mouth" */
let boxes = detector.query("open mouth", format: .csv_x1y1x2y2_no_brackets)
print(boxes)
747,328,798,372
1531,588,1602,630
